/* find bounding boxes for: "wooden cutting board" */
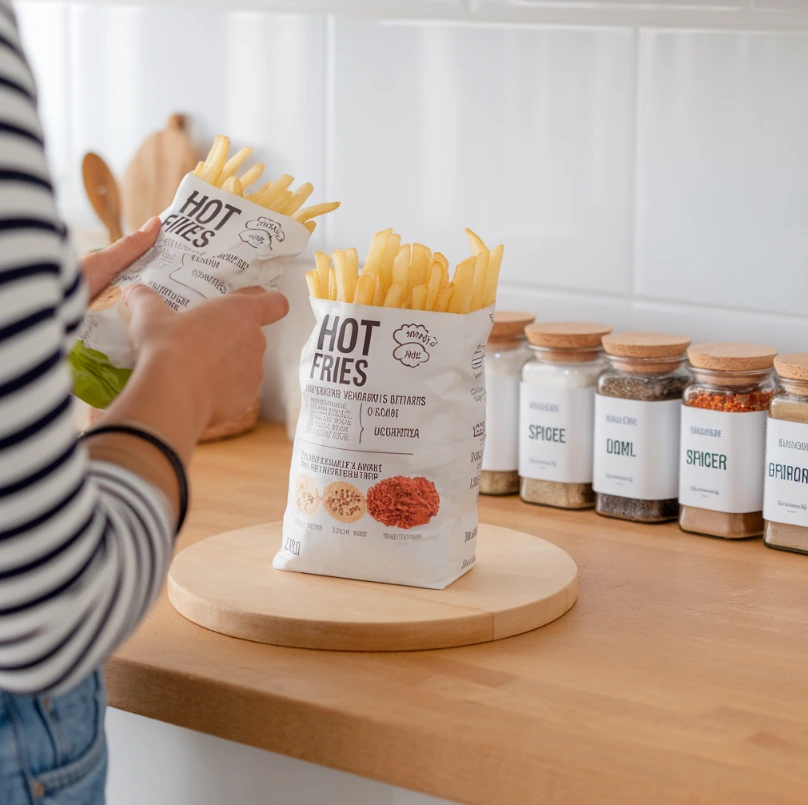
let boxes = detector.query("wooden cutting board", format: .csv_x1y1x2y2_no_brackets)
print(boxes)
167,521,578,651
122,114,198,231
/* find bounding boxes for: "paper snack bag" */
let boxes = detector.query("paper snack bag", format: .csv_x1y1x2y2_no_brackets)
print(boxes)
70,174,311,409
275,299,495,589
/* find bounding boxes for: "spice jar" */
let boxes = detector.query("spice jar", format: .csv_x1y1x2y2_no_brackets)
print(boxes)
764,354,808,554
519,322,611,508
679,343,776,539
594,333,691,523
481,312,535,495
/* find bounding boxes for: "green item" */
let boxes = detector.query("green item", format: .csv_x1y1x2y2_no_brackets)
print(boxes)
69,340,132,410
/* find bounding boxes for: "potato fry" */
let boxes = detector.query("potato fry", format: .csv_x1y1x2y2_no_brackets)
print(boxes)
425,262,444,311
294,201,341,223
305,269,322,299
448,257,476,314
192,161,205,177
280,183,313,216
470,250,489,312
372,276,384,306
246,181,272,206
483,244,503,307
221,176,243,197
465,228,488,257
411,284,428,311
268,190,292,212
362,229,392,278
218,146,252,185
334,250,357,303
379,233,401,292
237,162,264,190
258,174,294,208
328,268,337,301
354,271,377,306
434,252,449,271
434,282,454,313
304,221,317,234
383,284,406,308
199,135,230,184
410,243,431,289
346,248,359,277
392,245,410,289
315,251,331,296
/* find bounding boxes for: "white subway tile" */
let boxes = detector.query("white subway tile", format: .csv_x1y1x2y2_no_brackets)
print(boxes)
495,284,631,328
330,19,635,295
635,29,808,318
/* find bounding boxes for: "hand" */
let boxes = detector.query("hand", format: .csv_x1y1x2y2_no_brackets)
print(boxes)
81,217,161,299
123,284,289,428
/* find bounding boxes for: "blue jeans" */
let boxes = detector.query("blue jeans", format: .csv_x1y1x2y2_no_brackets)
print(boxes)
0,669,106,804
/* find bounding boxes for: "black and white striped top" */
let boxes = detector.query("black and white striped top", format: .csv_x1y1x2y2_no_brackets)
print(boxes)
0,2,174,696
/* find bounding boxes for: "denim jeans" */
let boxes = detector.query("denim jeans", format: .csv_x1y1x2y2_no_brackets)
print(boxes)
0,669,106,804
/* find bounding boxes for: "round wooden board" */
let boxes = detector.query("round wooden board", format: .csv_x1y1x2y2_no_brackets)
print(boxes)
168,522,578,651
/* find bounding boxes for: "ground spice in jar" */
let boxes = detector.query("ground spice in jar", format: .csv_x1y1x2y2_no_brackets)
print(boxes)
519,322,611,509
367,476,440,529
594,333,691,523
679,343,776,539
481,312,535,496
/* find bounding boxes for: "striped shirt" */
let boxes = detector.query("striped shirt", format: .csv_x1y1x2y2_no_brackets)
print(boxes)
0,2,174,696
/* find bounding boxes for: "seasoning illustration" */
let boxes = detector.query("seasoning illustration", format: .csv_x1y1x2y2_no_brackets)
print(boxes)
367,476,440,529
294,475,320,515
323,482,366,523
392,324,435,368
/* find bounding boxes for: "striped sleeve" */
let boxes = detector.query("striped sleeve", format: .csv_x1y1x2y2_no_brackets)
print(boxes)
0,3,176,696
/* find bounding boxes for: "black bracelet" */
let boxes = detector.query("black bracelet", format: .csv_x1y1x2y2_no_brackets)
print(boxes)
81,424,189,534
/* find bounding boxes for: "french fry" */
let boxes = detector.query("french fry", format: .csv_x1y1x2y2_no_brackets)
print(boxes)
198,135,230,184
354,271,377,306
362,228,392,278
346,248,359,277
334,250,357,303
305,269,322,299
483,244,503,308
425,262,444,311
403,291,412,310
434,282,454,313
434,252,449,271
328,268,337,301
465,228,488,257
218,146,252,185
268,190,292,213
247,181,273,206
192,161,205,177
237,162,264,190
410,243,431,288
372,276,385,306
280,183,313,216
411,284,428,311
383,284,406,308
448,257,476,314
392,245,410,289
221,176,244,197
294,201,341,223
304,221,317,234
470,250,488,312
379,233,401,292
258,174,294,208
315,251,331,296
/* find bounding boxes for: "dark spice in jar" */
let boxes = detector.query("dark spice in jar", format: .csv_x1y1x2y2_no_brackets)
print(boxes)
598,373,688,403
367,476,440,529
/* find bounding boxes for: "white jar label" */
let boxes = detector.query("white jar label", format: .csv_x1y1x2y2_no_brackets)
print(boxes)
482,375,519,472
763,418,808,527
593,396,681,500
679,407,767,513
519,384,595,484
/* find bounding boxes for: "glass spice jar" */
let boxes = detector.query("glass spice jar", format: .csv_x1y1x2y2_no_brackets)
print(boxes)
480,312,535,495
519,322,611,509
764,354,808,554
679,343,776,539
594,333,691,523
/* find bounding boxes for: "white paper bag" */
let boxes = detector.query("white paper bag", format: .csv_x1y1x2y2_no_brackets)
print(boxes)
275,299,495,589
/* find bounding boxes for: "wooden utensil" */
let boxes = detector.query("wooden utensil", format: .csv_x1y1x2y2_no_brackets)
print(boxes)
122,114,198,231
82,152,123,243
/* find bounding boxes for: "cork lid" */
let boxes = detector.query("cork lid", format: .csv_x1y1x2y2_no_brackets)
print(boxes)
525,322,612,349
774,352,808,380
688,342,777,372
602,332,691,359
488,311,535,344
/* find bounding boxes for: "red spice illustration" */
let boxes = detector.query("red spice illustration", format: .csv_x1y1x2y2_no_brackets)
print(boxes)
366,476,440,529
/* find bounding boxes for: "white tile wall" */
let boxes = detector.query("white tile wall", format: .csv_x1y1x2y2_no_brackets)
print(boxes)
13,0,808,423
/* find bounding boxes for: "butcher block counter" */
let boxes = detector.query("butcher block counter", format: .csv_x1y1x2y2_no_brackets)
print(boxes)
106,423,808,805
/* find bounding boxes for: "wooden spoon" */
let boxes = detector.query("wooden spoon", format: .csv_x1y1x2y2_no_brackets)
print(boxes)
82,152,123,243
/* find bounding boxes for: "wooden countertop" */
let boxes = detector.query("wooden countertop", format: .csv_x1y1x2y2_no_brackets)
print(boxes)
107,424,808,805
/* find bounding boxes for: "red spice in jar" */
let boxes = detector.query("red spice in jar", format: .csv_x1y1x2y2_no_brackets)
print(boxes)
366,476,440,529
685,389,773,412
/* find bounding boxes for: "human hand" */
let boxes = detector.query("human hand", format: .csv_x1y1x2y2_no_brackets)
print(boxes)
81,217,161,299
122,284,289,428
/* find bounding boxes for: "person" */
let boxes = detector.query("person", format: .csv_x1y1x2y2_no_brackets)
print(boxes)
0,3,288,802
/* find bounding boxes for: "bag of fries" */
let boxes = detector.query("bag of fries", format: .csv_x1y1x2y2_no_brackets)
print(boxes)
70,135,339,409
275,228,503,589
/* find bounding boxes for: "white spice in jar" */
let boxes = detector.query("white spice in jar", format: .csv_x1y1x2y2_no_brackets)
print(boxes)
481,312,535,495
519,322,611,509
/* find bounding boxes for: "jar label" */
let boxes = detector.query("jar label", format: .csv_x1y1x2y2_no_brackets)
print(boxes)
482,375,520,471
593,397,681,500
763,418,808,527
519,384,595,483
679,407,767,513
